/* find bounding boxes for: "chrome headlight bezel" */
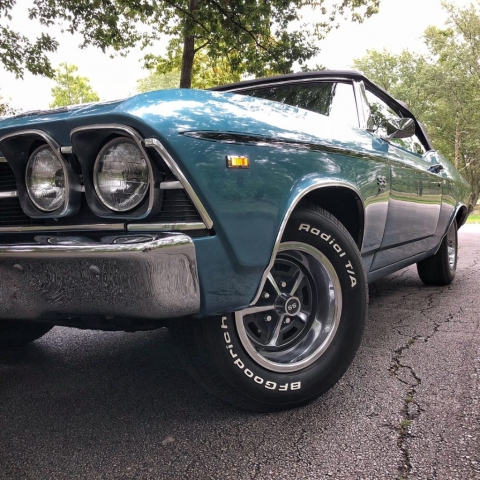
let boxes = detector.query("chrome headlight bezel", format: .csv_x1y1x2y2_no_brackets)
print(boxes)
25,145,68,212
93,137,150,212
0,130,81,219
70,125,159,220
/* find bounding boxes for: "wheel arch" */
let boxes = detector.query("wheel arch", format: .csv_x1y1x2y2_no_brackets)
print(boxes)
250,180,365,305
455,204,469,229
298,186,365,250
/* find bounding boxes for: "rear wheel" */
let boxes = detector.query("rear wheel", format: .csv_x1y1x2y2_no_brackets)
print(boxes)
171,206,367,412
0,321,53,348
417,220,457,286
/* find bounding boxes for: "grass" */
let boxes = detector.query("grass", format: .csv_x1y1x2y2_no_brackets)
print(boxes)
467,212,480,224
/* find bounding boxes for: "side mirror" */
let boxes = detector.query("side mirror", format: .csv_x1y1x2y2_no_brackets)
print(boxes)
385,117,415,139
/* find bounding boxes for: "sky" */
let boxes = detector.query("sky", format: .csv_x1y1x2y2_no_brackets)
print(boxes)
0,0,457,112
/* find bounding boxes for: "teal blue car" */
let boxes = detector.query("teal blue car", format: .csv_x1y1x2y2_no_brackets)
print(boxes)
0,71,472,411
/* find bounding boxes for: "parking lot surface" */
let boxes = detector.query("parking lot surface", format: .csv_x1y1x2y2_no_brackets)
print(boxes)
1,226,479,480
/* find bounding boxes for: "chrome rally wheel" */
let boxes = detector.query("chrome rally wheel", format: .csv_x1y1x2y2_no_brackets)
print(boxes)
171,206,367,412
236,242,342,373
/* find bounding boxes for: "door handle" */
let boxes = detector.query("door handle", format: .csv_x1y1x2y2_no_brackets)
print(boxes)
428,164,444,174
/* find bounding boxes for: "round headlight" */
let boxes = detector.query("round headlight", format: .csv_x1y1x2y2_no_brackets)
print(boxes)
25,146,66,212
93,138,149,212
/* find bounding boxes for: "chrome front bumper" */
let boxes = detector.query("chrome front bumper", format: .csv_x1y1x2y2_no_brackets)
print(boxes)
0,234,200,321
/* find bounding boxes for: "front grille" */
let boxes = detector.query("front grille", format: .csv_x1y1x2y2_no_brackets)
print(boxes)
155,189,203,223
0,190,203,229
0,197,43,227
0,161,17,192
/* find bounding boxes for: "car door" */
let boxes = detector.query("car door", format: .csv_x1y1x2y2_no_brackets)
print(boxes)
363,89,443,270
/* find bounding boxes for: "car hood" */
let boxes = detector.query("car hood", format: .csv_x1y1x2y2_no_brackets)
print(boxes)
0,89,378,157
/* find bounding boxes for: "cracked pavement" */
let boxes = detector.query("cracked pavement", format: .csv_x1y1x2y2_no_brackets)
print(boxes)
1,226,479,480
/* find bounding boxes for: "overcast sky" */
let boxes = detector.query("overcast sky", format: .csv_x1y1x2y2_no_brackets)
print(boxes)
0,0,456,112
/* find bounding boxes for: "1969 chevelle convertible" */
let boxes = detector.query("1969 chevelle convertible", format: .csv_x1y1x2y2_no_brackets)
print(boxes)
0,71,472,411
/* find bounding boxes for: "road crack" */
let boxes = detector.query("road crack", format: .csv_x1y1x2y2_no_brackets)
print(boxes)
390,306,454,479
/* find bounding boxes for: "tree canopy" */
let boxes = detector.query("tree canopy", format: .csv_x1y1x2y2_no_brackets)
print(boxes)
6,0,379,88
50,63,99,107
353,1,480,205
0,0,57,78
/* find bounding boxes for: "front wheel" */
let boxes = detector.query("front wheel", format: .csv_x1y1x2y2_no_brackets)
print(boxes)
171,206,367,412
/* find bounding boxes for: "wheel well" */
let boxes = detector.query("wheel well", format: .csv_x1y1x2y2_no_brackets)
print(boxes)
297,186,364,249
455,205,468,229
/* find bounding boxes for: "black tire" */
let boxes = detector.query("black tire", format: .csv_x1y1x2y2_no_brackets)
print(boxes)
170,206,368,412
417,220,457,286
0,321,53,348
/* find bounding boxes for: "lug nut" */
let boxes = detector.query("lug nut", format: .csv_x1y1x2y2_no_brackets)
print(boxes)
281,281,287,288
285,317,291,324
264,292,270,299
265,315,272,322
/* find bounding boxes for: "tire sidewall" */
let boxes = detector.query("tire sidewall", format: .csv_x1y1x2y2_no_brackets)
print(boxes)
203,208,367,409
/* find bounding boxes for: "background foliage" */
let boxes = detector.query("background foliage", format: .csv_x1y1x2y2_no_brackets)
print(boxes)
353,1,480,205
49,62,99,107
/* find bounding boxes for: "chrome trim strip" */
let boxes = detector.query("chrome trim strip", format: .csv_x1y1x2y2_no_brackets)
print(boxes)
0,129,62,155
182,131,388,164
0,156,6,163
0,191,18,198
70,123,145,146
128,222,206,232
70,124,156,218
160,180,184,190
223,76,356,93
0,224,125,233
250,180,364,305
352,80,366,129
0,129,77,218
144,138,214,229
60,146,73,154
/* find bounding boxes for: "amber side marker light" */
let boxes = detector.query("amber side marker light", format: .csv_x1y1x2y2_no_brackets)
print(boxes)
226,155,250,168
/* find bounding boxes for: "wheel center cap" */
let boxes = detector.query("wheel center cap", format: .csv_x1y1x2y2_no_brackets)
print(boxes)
284,296,301,316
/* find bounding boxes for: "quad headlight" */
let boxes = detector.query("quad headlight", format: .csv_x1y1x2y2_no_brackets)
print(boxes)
25,146,66,212
93,138,149,212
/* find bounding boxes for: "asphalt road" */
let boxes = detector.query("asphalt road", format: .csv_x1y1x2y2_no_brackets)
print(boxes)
1,226,479,480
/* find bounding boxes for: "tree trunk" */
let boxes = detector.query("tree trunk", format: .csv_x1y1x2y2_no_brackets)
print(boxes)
180,0,199,88
454,121,460,168
180,35,195,88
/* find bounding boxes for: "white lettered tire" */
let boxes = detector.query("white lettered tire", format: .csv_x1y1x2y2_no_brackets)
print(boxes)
171,206,367,412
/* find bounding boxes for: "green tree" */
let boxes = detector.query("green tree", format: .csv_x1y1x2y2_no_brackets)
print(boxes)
30,0,380,89
1,0,57,78
137,71,180,93
353,1,480,205
50,62,100,107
